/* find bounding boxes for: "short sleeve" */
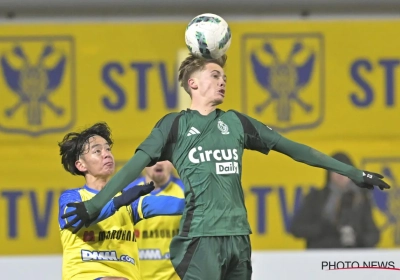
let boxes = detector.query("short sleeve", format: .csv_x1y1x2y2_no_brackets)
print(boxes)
231,110,281,155
135,112,181,166
58,189,82,229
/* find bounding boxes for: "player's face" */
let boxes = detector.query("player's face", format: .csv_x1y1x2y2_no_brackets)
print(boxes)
196,63,227,105
76,135,115,178
145,161,173,186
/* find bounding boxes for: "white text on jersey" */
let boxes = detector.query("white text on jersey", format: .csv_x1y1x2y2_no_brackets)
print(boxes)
188,146,238,163
81,250,136,265
139,249,170,260
216,162,239,174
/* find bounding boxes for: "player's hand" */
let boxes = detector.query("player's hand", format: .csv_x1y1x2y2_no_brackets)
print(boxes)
352,171,391,191
113,181,155,209
61,201,96,234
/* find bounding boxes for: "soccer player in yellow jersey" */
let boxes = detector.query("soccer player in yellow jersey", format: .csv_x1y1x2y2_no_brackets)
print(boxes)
58,123,185,280
130,161,184,280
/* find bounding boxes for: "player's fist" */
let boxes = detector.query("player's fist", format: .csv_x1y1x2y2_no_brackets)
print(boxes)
61,202,96,234
352,171,391,191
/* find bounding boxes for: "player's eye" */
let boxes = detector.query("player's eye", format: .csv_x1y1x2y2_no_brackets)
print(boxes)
106,147,111,151
94,149,101,154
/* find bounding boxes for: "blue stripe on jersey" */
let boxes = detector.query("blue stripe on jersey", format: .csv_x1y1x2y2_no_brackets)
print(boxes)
124,177,147,191
132,196,185,224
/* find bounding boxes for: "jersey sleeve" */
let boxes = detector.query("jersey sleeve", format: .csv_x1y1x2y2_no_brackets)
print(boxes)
135,112,181,166
231,110,281,155
273,136,362,182
59,189,119,229
58,189,82,229
131,195,185,224
89,200,118,225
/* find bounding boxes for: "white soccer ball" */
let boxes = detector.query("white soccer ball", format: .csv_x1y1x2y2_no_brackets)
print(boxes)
185,13,232,59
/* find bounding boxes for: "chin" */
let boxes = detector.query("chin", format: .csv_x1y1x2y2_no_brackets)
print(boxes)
153,174,167,184
213,98,224,106
104,169,115,176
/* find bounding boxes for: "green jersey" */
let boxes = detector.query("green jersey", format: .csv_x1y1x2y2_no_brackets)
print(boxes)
136,109,281,237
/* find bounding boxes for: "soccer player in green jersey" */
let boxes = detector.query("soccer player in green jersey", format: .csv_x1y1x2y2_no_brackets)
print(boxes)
62,54,390,280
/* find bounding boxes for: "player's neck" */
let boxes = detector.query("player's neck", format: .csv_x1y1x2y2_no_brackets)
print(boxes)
85,175,109,191
190,102,217,116
145,175,169,190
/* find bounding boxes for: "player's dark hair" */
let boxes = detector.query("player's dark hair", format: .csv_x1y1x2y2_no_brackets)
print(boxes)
58,122,113,176
178,54,227,96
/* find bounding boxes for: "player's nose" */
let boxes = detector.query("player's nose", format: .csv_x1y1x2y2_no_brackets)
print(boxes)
103,149,113,158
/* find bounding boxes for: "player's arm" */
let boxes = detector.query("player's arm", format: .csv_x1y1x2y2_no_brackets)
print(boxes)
131,195,185,224
59,183,154,230
59,190,84,229
58,190,115,229
272,137,391,190
232,110,390,190
89,182,155,225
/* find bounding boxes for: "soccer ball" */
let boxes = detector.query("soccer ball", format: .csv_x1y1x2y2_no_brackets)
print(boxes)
185,13,232,59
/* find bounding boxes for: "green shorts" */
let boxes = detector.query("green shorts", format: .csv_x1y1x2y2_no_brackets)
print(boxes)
170,235,252,280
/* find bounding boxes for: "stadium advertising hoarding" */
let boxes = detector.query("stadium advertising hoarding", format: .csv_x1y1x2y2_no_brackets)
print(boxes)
0,20,399,254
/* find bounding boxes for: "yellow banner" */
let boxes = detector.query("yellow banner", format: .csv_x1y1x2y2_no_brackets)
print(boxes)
0,20,399,254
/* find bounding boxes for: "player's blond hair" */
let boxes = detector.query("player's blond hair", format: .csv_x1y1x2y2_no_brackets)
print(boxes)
178,54,227,96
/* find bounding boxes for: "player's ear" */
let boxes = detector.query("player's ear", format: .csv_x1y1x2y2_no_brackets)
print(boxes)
75,159,87,173
188,77,198,90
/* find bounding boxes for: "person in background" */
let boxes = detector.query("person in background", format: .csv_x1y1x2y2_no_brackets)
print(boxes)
129,161,184,280
290,152,380,249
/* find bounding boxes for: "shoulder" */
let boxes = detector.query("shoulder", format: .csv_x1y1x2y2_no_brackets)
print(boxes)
59,188,82,205
154,112,184,129
123,177,146,191
225,110,251,124
170,176,185,193
224,110,257,132
226,109,245,117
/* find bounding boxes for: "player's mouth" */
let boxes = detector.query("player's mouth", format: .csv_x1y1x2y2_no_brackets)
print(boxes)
218,89,225,97
104,162,114,167
155,167,163,173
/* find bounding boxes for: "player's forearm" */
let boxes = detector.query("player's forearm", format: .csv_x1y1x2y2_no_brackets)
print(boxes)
273,137,363,182
85,150,152,216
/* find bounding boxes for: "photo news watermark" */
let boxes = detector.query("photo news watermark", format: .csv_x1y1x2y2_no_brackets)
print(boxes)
322,261,399,271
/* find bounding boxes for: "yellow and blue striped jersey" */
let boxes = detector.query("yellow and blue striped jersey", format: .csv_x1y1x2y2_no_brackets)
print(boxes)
131,176,185,280
58,185,185,280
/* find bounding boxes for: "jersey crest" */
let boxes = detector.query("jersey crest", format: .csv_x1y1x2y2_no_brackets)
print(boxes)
217,119,229,135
